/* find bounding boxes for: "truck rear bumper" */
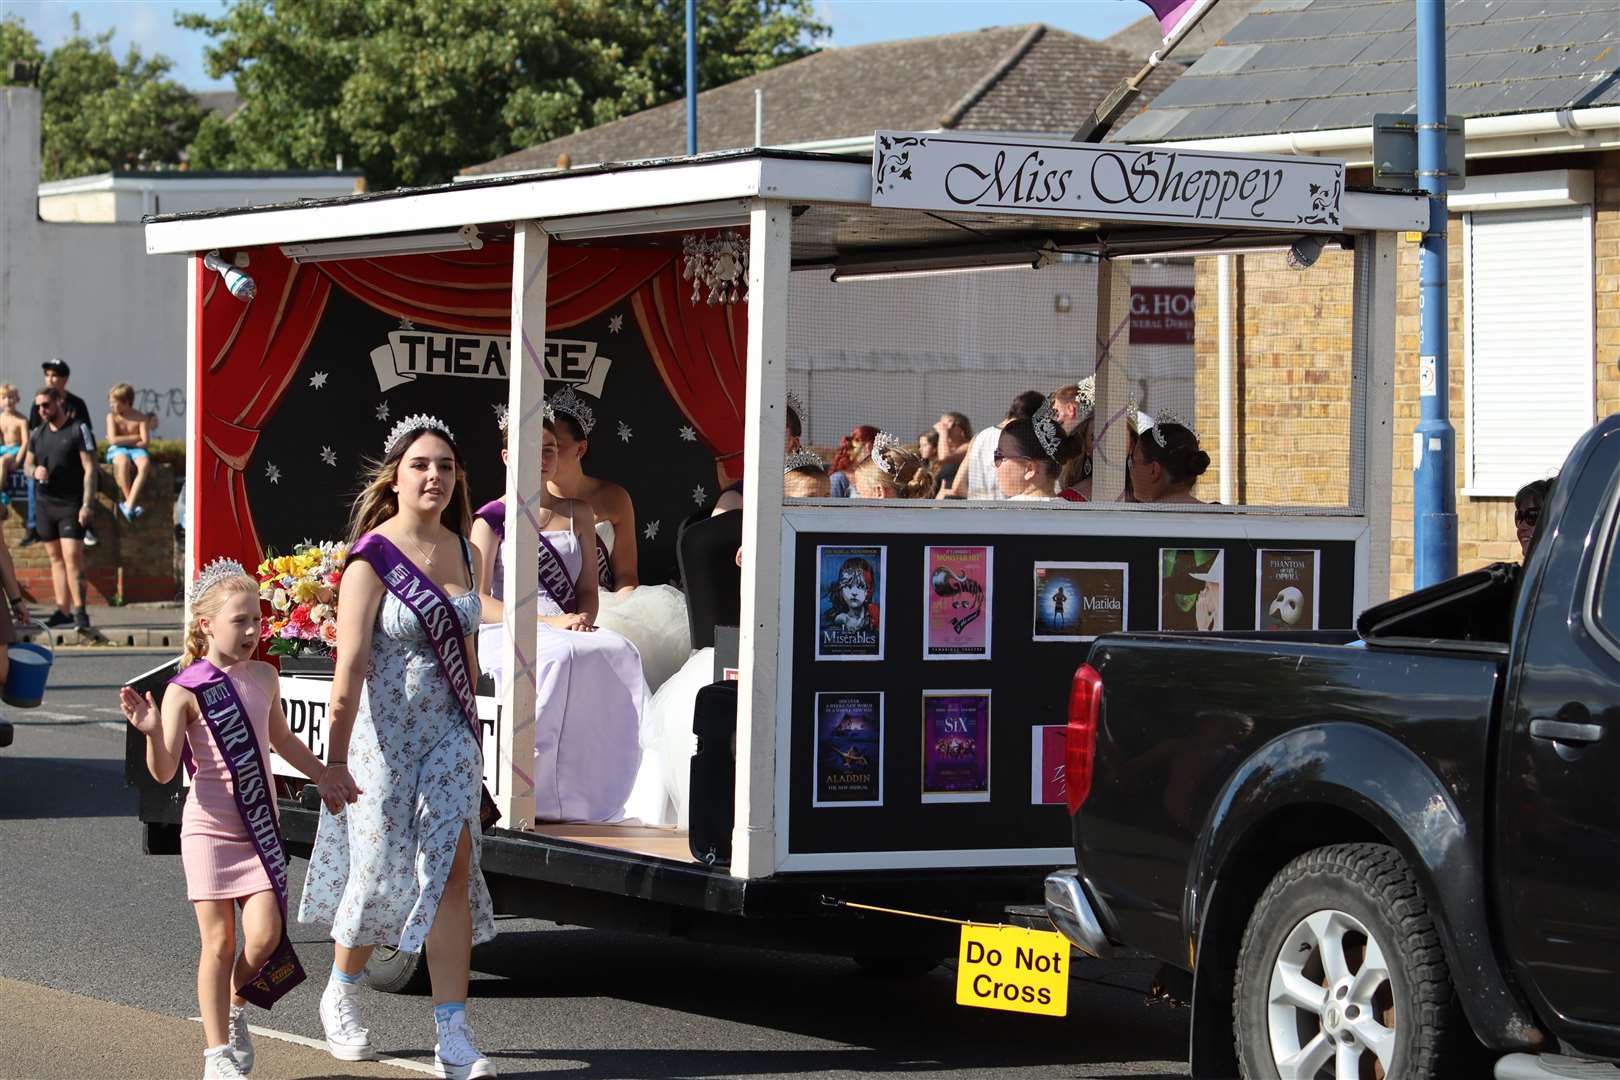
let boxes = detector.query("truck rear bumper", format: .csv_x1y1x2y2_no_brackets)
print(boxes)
1044,869,1112,958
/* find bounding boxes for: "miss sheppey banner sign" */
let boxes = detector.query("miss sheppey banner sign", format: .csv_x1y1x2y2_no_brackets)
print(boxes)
871,131,1343,232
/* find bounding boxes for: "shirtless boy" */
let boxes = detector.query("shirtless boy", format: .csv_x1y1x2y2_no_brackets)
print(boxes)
105,383,151,520
0,384,28,500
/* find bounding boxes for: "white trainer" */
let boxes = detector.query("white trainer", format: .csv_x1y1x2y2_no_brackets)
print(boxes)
434,1015,496,1079
319,980,374,1061
227,1006,254,1074
202,1049,247,1079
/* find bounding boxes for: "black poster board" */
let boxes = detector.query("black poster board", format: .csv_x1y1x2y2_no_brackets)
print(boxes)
786,528,1357,858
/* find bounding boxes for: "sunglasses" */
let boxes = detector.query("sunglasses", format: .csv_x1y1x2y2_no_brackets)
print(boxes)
1514,507,1540,526
992,451,1031,466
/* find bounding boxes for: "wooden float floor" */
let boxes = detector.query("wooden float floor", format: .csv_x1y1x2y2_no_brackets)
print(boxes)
529,821,699,864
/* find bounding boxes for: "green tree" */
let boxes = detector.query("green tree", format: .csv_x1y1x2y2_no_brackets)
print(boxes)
1,16,45,81
1,15,203,180
182,0,827,190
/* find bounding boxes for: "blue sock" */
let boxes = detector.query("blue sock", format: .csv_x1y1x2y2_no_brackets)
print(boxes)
331,963,361,985
433,1002,465,1027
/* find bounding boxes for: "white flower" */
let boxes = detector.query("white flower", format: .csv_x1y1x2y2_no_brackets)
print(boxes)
271,587,289,611
309,603,333,624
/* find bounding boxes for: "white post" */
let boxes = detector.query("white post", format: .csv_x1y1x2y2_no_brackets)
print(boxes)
732,200,790,878
498,221,547,829
1091,258,1134,502
754,89,764,147
1356,231,1398,610
1217,254,1237,505
183,254,200,607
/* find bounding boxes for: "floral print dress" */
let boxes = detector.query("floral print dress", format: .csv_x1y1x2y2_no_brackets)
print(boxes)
298,544,497,952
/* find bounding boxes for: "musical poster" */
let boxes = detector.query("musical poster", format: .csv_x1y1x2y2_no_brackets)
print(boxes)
921,691,991,804
813,691,884,808
1031,725,1067,806
924,545,993,660
1160,548,1225,632
1033,562,1128,642
1257,549,1320,630
814,545,887,661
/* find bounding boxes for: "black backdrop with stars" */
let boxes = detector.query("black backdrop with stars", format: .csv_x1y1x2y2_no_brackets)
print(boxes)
245,288,721,585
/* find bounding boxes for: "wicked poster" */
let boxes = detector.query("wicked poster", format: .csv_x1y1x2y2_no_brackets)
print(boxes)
1031,725,1067,806
1033,562,1128,642
812,691,884,808
1257,549,1320,630
1160,548,1225,632
924,546,992,660
921,691,991,804
815,545,886,661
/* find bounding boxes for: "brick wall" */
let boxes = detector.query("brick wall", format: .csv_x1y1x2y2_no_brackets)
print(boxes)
4,462,179,605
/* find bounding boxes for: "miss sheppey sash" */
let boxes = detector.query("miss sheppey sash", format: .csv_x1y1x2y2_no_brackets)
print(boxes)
171,659,306,1008
348,534,500,829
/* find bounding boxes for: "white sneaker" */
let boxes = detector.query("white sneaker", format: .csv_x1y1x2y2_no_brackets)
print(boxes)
203,1049,246,1079
434,1015,496,1079
318,979,374,1061
227,1007,254,1074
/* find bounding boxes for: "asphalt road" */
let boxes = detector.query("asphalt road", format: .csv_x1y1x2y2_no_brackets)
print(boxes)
0,652,1190,1080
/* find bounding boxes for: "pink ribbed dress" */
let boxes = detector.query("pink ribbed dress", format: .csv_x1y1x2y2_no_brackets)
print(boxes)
179,666,275,901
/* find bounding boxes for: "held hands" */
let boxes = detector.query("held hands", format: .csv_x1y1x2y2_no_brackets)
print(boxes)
542,612,596,632
316,762,363,813
120,686,161,735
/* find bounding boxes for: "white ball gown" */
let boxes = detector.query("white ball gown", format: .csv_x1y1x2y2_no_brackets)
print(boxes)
591,520,694,692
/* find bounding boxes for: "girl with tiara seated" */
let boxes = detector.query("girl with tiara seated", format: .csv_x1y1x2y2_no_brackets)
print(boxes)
851,432,935,500
472,408,649,824
994,408,1065,500
123,560,343,1079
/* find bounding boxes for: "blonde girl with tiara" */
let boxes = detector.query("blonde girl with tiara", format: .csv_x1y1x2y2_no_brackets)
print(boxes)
851,432,935,500
122,560,348,1079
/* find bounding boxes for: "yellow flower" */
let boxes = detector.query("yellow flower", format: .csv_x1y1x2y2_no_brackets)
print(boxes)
291,578,321,604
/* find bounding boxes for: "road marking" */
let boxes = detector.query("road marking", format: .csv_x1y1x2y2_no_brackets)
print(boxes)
92,706,127,715
188,1018,438,1075
26,710,88,721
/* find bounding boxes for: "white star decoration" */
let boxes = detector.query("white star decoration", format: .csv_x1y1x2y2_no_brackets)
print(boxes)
375,402,390,421
691,484,706,506
398,317,415,330
265,462,281,484
617,420,633,443
320,446,337,467
678,425,697,442
643,520,660,541
608,313,624,334
308,371,329,389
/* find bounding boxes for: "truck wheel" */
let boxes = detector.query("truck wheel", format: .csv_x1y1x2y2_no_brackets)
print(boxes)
363,945,430,995
1234,843,1452,1080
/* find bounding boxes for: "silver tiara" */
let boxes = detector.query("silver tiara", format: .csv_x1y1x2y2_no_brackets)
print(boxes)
870,432,905,477
1032,399,1063,460
1074,374,1096,420
385,413,454,453
548,385,596,436
1150,409,1196,447
189,557,246,606
783,449,826,473
785,388,807,428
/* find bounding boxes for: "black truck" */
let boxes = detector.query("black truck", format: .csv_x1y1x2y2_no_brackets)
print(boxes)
1046,415,1620,1080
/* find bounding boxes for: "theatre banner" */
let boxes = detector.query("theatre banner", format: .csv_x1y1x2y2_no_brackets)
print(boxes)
872,130,1344,232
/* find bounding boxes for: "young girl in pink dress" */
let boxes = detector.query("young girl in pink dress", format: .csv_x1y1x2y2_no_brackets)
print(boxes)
122,562,350,1079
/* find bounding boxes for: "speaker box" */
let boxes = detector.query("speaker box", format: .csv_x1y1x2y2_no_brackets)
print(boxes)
687,680,738,867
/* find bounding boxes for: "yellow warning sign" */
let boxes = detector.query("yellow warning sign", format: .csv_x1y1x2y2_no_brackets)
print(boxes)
954,923,1069,1017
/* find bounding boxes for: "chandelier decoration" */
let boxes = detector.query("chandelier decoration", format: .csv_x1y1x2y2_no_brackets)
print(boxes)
682,230,748,305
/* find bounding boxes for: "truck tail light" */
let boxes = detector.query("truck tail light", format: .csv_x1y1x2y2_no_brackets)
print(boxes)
1066,663,1103,815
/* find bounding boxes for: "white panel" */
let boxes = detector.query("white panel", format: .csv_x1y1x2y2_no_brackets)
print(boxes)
1466,206,1594,496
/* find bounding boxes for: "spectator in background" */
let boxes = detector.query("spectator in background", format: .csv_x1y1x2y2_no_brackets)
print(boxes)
1514,477,1555,561
25,387,96,631
105,383,152,521
0,384,28,499
930,412,972,495
917,431,942,497
828,425,878,499
948,391,1045,500
23,359,97,550
852,433,935,499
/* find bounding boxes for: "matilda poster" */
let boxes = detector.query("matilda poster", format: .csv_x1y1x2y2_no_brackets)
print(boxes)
1160,548,1225,632
813,692,884,808
1033,562,1128,642
921,691,991,803
925,546,993,660
815,545,887,661
1031,725,1067,806
1257,549,1320,630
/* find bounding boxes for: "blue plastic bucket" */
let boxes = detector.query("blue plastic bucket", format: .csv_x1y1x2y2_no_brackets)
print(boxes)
4,640,54,708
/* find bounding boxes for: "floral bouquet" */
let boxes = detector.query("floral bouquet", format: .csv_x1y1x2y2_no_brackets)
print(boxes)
256,541,347,657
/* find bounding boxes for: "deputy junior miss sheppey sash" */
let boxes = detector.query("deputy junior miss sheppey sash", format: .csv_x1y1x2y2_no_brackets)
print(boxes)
171,659,307,1008
348,533,500,828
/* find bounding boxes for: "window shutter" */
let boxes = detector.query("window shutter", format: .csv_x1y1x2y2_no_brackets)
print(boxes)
1465,206,1594,496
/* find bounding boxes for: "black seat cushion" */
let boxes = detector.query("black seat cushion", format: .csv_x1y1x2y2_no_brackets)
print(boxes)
676,509,743,650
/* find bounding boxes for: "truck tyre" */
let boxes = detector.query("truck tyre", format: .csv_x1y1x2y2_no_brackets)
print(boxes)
363,945,430,995
1233,843,1453,1080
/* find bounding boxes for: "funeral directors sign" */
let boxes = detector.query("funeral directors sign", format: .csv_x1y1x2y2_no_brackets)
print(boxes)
871,131,1343,232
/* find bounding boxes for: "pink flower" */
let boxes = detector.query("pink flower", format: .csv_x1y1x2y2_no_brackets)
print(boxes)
319,621,339,647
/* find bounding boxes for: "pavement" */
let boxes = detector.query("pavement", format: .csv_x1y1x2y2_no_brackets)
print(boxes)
21,600,183,650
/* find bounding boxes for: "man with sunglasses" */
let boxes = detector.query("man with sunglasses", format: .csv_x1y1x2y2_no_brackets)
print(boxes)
1514,477,1554,561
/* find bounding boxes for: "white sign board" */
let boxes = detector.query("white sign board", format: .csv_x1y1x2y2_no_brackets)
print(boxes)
871,131,1345,233
268,676,504,795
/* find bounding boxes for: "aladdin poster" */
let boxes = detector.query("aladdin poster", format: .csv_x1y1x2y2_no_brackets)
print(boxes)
1031,725,1067,806
1257,549,1320,630
1159,548,1225,632
813,692,884,808
1033,562,1128,642
924,545,992,660
921,691,991,804
815,545,887,661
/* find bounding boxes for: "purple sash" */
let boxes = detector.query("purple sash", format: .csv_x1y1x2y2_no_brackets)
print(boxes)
171,659,306,1008
348,534,500,829
474,498,582,613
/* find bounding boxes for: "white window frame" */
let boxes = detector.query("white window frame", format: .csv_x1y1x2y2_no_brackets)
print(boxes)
1462,177,1596,498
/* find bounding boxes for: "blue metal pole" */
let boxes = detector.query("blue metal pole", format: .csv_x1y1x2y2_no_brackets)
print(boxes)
1413,0,1456,588
685,0,698,157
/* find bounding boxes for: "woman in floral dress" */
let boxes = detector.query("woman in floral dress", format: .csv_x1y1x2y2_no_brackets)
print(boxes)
297,415,497,1080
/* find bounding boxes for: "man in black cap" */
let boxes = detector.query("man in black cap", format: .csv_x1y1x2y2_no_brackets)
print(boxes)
25,386,96,630
22,359,96,548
